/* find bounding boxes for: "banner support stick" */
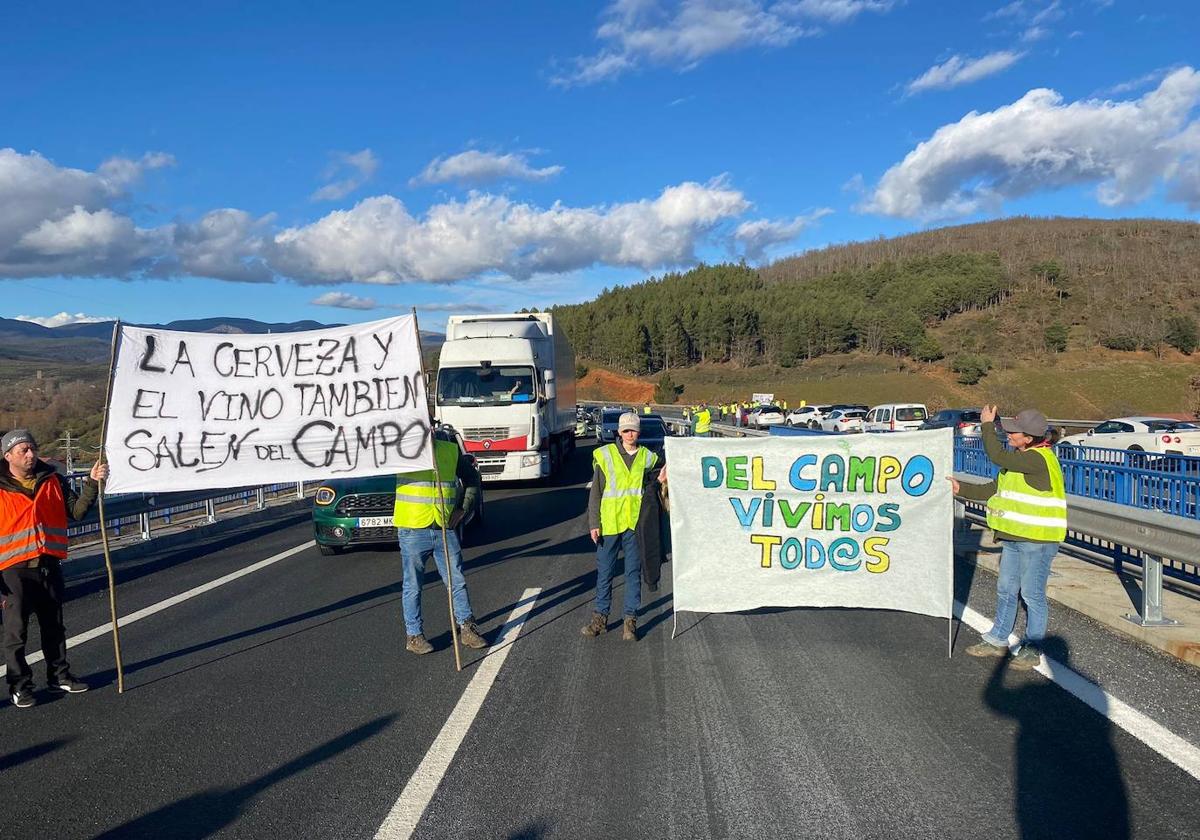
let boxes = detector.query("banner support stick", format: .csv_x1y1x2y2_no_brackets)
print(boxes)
412,308,462,672
96,321,125,693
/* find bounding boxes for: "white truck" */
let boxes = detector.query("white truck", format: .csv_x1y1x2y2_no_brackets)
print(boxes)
435,313,577,481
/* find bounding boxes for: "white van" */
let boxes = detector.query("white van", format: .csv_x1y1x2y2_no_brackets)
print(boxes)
864,403,928,433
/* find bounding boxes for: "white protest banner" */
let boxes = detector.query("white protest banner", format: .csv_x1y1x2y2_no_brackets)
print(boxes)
666,429,953,619
104,315,433,493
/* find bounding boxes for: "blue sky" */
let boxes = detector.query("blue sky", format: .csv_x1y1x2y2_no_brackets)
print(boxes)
2,1,1197,330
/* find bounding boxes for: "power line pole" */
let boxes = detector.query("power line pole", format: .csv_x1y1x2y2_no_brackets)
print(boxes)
56,429,78,473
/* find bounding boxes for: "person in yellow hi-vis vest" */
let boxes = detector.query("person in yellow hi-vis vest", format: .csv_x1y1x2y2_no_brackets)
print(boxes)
693,404,712,437
583,412,666,642
394,429,487,655
948,406,1066,670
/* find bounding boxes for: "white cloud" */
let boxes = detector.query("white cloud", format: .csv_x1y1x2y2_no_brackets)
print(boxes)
906,51,1025,95
310,291,379,310
410,150,564,187
553,0,891,86
271,178,750,284
733,208,833,258
863,67,1200,219
0,148,173,278
310,149,379,202
15,312,114,328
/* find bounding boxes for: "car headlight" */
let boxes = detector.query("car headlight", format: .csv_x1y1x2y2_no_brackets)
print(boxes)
315,487,337,506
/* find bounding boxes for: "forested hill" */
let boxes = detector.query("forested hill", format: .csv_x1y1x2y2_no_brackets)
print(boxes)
551,217,1200,378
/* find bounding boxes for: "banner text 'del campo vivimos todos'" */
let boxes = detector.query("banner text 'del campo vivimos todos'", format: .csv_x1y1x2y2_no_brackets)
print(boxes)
104,315,433,493
666,430,953,619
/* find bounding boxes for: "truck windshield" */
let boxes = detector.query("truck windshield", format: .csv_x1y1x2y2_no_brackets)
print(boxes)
438,366,536,406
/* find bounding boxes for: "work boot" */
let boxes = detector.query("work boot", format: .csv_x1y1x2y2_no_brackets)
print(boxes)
1009,646,1042,670
622,617,637,642
458,621,488,650
965,640,1006,658
406,634,434,655
580,612,608,637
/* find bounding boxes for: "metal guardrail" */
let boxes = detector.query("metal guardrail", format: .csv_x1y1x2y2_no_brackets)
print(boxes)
66,480,312,544
954,439,1200,521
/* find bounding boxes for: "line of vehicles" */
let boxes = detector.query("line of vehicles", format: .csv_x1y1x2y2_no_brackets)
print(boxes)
310,306,1198,554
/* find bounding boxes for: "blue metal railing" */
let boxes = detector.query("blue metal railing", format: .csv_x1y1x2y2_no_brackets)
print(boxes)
953,438,1200,520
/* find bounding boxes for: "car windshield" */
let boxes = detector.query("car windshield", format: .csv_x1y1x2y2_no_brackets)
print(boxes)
438,365,536,406
601,410,623,424
896,407,927,421
640,420,666,438
760,407,782,415
843,411,865,419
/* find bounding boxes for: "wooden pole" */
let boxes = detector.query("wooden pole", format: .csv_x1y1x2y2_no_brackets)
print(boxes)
411,308,462,672
96,321,125,692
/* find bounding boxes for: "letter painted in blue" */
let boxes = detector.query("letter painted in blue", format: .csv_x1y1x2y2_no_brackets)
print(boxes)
819,454,846,493
901,454,934,497
804,537,827,569
789,454,818,492
828,537,862,571
780,537,803,569
876,502,902,531
851,504,875,533
701,456,724,488
729,497,762,528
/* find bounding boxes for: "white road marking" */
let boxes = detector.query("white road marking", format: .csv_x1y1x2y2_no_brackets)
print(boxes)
957,600,1200,781
375,586,543,840
0,541,315,678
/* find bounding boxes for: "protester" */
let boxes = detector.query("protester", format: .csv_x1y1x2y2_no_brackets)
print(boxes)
1,429,107,708
693,403,712,437
948,406,1067,669
394,428,487,655
583,412,666,641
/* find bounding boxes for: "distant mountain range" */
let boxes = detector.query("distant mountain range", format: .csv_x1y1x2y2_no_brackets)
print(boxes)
0,317,445,365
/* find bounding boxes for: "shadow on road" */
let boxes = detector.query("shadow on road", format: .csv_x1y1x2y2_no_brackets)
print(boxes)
88,715,394,839
983,636,1130,840
0,737,73,772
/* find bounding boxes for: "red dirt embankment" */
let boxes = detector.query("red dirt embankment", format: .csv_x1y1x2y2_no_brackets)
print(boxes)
577,368,653,403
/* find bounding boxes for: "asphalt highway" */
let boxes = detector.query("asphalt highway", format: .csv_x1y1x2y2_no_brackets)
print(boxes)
2,442,1198,839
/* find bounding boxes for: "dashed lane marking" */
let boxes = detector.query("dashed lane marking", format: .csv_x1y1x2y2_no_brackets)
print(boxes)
0,541,315,678
374,586,543,840
957,600,1200,781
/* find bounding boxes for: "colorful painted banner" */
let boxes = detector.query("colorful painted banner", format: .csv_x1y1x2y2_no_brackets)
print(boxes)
666,430,953,618
103,315,433,493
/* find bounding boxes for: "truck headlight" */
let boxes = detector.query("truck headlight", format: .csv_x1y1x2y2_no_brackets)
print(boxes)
521,454,541,467
315,487,337,506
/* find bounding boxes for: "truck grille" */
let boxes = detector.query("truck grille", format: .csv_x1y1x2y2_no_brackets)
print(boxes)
336,493,394,515
462,426,513,441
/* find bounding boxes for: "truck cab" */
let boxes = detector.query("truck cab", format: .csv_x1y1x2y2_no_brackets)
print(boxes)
435,314,576,481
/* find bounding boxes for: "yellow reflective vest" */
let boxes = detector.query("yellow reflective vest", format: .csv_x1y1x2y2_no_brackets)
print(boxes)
393,439,459,528
694,408,712,435
594,443,658,535
985,446,1067,542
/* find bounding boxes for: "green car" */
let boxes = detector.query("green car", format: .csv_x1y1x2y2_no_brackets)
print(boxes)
312,472,484,556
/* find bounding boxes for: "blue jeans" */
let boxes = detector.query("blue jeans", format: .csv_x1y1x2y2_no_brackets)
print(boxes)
398,527,473,636
982,539,1058,650
594,529,641,618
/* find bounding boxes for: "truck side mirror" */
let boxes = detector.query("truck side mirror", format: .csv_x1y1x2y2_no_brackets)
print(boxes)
542,369,556,401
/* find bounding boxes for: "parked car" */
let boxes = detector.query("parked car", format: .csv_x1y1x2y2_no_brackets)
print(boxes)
863,403,928,433
919,408,983,436
638,414,668,455
1057,416,1200,461
312,468,484,556
749,405,787,429
595,407,624,443
820,408,866,433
